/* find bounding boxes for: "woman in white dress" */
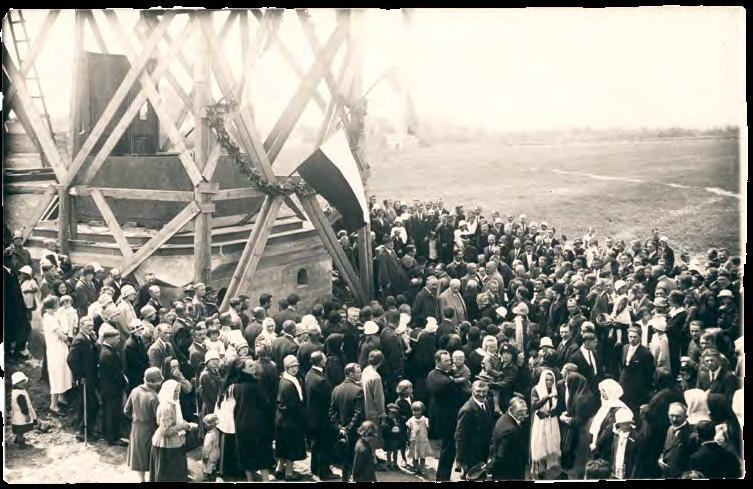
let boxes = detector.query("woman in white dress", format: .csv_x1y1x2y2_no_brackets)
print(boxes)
56,294,79,341
530,369,563,479
42,295,73,413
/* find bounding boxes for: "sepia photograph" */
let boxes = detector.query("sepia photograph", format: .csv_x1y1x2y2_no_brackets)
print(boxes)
2,7,745,483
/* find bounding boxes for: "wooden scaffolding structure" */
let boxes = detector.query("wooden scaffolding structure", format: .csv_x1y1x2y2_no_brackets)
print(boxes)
2,8,374,306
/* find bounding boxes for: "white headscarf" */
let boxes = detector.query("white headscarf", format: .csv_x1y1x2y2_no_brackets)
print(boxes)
684,389,711,425
589,379,627,443
158,379,185,426
534,368,558,412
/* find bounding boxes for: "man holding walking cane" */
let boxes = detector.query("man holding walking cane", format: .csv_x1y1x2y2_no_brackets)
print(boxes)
67,316,101,443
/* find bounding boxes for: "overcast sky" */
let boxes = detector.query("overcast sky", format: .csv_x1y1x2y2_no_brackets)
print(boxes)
8,7,746,134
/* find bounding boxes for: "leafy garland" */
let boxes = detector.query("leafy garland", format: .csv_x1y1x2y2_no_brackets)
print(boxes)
205,98,316,197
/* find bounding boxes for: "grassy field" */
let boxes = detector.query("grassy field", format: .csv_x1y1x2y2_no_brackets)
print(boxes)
366,136,742,256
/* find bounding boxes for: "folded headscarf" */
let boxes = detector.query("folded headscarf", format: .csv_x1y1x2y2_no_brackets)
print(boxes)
158,379,185,426
589,379,627,443
684,388,711,425
534,368,558,412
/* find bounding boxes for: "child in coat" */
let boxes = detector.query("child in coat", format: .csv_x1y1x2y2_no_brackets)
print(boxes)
406,401,432,475
395,380,414,468
382,403,403,470
352,421,378,482
201,413,221,480
10,372,37,448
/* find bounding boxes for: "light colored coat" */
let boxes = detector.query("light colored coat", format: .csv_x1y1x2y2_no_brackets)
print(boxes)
361,365,385,448
438,287,467,325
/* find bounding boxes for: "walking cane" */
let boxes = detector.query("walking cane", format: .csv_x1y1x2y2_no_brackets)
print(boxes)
83,379,88,447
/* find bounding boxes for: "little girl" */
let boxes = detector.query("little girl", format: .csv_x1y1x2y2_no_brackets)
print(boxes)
382,403,402,470
395,380,413,468
406,401,432,475
19,265,39,321
57,295,79,341
202,413,221,481
10,371,37,448
204,326,226,360
352,421,378,482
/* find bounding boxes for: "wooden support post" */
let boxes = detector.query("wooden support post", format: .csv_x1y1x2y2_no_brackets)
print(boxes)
193,17,213,285
357,224,373,299
299,194,367,305
57,186,71,255
219,196,283,313
69,10,85,161
20,185,57,243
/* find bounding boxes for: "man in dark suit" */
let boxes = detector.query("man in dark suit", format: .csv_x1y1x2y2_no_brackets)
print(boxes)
407,206,430,258
412,276,440,328
273,293,302,332
569,332,603,394
305,352,337,480
556,324,579,369
272,320,300,375
548,283,568,334
329,363,365,482
659,402,699,478
446,250,468,280
619,326,656,413
695,349,738,402
426,350,466,481
67,316,100,442
243,307,266,349
377,237,410,300
98,325,127,446
454,380,493,479
379,311,405,404
124,319,150,393
490,397,529,480
147,323,175,368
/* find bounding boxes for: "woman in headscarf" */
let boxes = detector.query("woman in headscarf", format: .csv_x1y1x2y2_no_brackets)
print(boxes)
529,368,564,479
170,325,197,421
161,356,195,422
707,392,742,459
233,357,274,482
559,369,596,478
588,379,628,461
149,379,197,482
41,295,73,414
124,367,163,482
324,333,346,387
683,389,711,426
254,317,277,357
215,359,244,480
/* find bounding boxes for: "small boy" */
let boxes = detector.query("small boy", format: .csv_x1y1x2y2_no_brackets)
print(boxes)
451,350,472,395
10,371,37,448
202,413,221,480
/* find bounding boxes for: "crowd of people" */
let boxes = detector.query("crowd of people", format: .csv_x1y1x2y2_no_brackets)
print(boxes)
3,195,744,481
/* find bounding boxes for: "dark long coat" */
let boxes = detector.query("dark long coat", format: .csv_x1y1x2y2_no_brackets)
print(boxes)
275,376,307,461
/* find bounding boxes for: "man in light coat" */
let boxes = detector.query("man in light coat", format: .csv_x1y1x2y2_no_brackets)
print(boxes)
361,350,387,461
438,278,468,326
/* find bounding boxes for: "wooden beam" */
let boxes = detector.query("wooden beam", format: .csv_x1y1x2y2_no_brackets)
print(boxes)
90,189,146,285
84,10,109,53
62,11,175,188
193,29,213,284
4,10,61,108
70,186,195,201
299,194,367,304
68,10,85,165
120,201,201,277
219,10,239,43
2,45,65,182
57,186,71,255
263,16,349,164
357,224,373,299
219,196,283,312
137,14,193,77
81,14,199,185
214,187,266,200
20,185,57,243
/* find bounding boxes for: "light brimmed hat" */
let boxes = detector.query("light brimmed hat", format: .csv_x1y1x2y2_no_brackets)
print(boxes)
512,303,529,316
12,229,24,240
425,317,438,334
121,284,137,298
614,280,628,292
140,304,157,318
539,337,554,349
129,318,144,333
295,323,309,337
11,371,28,385
283,355,299,369
718,289,734,298
364,320,379,335
495,306,508,318
19,265,33,275
144,367,164,384
204,350,221,363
